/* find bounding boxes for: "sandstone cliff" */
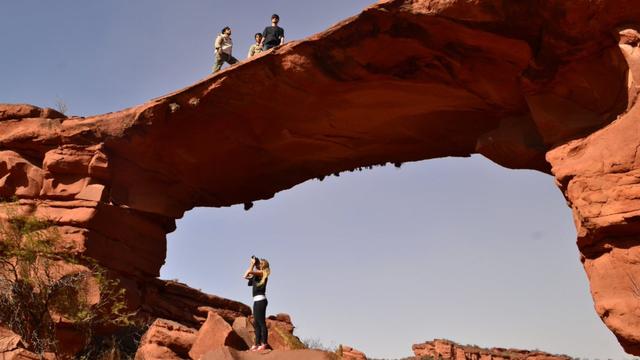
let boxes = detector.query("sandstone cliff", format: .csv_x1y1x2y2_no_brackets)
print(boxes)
1,0,640,356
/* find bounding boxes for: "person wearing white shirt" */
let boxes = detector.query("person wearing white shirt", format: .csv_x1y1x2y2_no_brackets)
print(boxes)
213,26,238,73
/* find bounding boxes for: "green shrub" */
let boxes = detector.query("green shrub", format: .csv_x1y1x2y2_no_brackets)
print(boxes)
0,208,135,356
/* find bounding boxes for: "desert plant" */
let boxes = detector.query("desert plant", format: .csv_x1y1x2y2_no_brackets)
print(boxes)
54,97,68,114
0,208,135,356
75,323,151,360
303,337,336,352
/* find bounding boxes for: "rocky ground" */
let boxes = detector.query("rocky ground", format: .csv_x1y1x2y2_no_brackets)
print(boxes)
0,309,573,360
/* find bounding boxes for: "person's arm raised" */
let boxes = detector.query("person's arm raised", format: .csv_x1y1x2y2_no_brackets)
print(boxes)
246,270,264,278
243,258,256,279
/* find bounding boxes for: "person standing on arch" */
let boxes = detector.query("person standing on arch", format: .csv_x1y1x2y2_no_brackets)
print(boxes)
213,26,238,73
248,33,264,58
261,14,285,51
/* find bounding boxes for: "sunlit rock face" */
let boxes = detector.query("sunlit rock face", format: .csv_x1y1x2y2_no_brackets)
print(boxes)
412,339,572,360
1,0,640,354
547,29,640,355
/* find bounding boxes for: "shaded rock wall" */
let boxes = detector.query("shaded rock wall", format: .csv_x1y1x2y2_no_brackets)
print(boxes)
1,0,640,354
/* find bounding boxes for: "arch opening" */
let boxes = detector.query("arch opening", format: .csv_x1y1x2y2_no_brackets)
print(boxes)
161,156,626,359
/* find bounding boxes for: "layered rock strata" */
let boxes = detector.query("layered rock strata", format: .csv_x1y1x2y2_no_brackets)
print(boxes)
2,0,640,355
412,339,570,360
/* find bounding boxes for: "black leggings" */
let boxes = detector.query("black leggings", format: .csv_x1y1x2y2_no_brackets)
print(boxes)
253,299,268,345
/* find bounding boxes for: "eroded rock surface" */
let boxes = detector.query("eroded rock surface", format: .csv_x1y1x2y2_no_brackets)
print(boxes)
2,0,640,355
547,28,640,354
189,311,246,359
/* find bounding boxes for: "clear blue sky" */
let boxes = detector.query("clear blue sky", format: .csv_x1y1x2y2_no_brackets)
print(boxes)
0,1,633,359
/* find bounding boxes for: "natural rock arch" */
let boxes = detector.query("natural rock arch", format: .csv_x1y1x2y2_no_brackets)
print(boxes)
1,0,640,354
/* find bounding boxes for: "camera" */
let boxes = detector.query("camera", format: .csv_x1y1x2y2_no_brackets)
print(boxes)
251,255,261,269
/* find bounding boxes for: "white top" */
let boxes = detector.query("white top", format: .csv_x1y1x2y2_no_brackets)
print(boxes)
215,34,233,55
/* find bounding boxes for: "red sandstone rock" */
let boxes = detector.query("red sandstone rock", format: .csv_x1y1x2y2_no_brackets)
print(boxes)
0,104,65,121
412,339,571,360
189,311,247,359
268,313,292,325
42,146,95,175
200,346,336,360
140,279,250,329
135,343,184,360
0,151,44,198
231,317,255,349
216,313,302,351
226,314,302,351
0,327,27,354
0,326,56,360
265,317,303,351
135,318,197,360
340,345,368,360
545,28,640,355
197,306,249,325
2,0,640,355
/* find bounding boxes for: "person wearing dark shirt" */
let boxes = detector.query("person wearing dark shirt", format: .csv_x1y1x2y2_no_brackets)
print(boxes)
243,257,271,351
261,14,285,51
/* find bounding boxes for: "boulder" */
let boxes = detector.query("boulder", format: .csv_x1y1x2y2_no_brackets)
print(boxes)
231,314,303,351
134,318,197,360
265,317,304,351
135,343,184,360
231,317,254,349
189,311,247,360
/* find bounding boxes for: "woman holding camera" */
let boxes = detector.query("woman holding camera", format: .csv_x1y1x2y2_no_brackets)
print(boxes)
243,257,271,351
